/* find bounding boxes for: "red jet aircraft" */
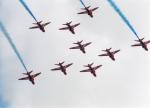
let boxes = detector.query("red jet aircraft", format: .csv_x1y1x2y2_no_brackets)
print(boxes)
98,48,120,61
51,62,73,75
131,37,150,51
80,63,102,77
70,40,91,54
18,71,41,85
59,21,80,34
78,6,99,18
29,21,50,32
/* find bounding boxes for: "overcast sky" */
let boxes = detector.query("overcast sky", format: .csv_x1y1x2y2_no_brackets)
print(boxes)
0,0,150,108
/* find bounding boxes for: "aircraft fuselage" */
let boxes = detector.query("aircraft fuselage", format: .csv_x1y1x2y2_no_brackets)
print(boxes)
86,9,93,18
78,44,86,53
37,23,45,32
140,41,148,51
107,51,115,61
67,24,75,34
60,65,67,75
89,66,96,77
27,74,35,85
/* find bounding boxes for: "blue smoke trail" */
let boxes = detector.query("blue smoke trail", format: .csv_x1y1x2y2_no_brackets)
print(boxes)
0,97,9,108
19,0,38,22
79,0,86,8
107,0,140,39
0,21,28,72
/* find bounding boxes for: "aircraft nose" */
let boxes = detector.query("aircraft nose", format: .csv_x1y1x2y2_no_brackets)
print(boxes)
64,72,67,75
82,50,86,54
112,57,115,61
145,47,148,51
93,74,97,77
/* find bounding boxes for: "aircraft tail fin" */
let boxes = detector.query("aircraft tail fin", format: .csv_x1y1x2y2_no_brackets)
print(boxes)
55,61,65,66
89,63,94,66
141,37,144,40
60,61,65,64
81,6,91,10
28,71,33,74
135,37,144,42
33,21,42,25
63,21,72,25
38,21,42,24
102,48,111,52
108,48,112,51
84,63,94,67
23,71,33,75
73,40,83,44
87,6,91,9
68,21,72,24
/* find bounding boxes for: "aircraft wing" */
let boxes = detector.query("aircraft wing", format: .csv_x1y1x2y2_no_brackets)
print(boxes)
29,26,39,29
64,63,73,68
91,7,99,12
112,50,120,54
32,72,41,78
80,69,90,72
83,42,91,47
131,43,141,47
51,67,61,71
93,65,102,70
70,46,80,49
18,77,29,80
42,22,51,27
77,11,88,14
59,27,69,30
144,40,150,44
98,53,108,56
72,23,80,28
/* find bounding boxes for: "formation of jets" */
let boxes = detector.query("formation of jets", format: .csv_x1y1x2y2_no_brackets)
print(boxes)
29,6,99,33
50,62,102,77
70,40,92,54
18,71,41,85
12,2,149,85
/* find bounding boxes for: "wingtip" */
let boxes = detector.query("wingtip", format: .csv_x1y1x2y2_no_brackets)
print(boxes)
51,68,55,71
98,54,102,56
98,65,102,67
